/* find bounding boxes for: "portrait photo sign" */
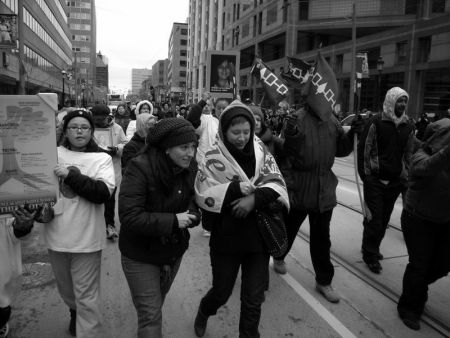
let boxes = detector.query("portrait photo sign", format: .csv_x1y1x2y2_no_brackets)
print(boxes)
0,14,18,49
206,50,240,100
0,93,59,214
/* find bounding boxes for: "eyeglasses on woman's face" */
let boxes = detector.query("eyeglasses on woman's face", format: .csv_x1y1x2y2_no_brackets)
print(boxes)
67,125,91,132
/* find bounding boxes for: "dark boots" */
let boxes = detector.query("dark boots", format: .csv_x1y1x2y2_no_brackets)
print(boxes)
69,308,76,336
194,308,208,337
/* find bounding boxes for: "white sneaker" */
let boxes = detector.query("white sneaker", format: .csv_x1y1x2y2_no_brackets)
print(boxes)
202,230,211,237
315,283,340,303
0,323,9,338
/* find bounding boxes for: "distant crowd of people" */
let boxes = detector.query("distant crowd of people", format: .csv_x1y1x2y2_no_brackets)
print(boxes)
1,87,449,338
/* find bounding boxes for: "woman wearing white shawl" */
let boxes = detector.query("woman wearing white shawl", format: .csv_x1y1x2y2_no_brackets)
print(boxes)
193,100,289,337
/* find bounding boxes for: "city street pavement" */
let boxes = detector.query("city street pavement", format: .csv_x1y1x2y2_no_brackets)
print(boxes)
6,156,449,337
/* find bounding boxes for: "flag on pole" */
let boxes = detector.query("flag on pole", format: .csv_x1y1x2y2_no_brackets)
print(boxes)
281,57,313,92
305,52,338,121
250,57,289,105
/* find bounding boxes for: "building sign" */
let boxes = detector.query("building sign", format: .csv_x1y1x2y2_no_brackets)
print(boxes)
0,14,18,49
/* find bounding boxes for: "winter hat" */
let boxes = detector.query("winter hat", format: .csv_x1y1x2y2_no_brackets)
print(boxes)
63,109,94,132
146,118,197,149
91,104,111,116
247,104,264,122
219,100,255,138
136,100,154,115
187,103,203,128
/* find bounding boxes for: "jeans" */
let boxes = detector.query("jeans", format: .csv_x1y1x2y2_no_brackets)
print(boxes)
104,187,117,227
121,255,182,338
398,211,450,318
278,209,334,285
0,306,11,328
48,250,103,338
199,251,269,338
362,177,403,262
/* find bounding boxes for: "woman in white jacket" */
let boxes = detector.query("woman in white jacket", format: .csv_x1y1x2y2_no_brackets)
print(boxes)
44,110,115,338
126,100,154,141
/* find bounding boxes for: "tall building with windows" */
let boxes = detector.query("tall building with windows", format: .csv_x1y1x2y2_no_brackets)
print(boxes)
94,51,107,103
0,0,73,103
168,22,188,104
188,0,450,117
151,59,169,103
67,0,96,106
131,68,152,95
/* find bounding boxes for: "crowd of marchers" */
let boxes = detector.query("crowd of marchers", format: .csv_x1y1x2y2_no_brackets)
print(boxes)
1,87,449,338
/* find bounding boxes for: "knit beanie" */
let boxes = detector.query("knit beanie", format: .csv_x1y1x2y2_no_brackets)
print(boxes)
219,100,255,137
91,104,111,116
146,118,197,149
63,109,95,132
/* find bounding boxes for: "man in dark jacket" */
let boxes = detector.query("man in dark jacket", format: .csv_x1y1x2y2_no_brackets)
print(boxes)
397,118,450,331
274,104,361,304
357,87,415,274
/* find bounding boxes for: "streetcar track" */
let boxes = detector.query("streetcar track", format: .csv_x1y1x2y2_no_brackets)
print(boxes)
296,221,450,337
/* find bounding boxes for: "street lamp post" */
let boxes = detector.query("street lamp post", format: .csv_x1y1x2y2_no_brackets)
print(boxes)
61,70,66,107
376,56,384,113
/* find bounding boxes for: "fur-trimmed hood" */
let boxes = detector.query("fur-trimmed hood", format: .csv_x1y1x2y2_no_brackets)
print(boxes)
382,87,409,125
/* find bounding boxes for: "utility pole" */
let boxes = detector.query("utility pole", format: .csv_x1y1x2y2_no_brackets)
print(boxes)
348,1,356,115
17,0,25,94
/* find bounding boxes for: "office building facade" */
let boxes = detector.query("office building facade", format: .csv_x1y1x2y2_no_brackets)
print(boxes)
151,59,169,103
0,0,73,104
188,0,450,117
131,68,152,95
168,22,188,104
67,0,96,107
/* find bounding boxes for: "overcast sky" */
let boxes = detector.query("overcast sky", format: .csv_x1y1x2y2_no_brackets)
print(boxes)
95,0,189,93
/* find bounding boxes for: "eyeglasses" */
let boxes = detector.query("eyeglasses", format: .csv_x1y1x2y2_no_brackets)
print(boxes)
67,125,91,132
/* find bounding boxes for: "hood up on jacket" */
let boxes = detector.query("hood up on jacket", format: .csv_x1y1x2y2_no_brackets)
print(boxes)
422,118,450,155
218,99,255,141
135,113,156,137
382,87,409,126
135,100,154,116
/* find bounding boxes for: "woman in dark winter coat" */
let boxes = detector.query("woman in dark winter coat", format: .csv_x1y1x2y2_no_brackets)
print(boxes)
121,113,156,172
397,118,450,331
193,100,289,337
114,103,131,133
119,118,200,338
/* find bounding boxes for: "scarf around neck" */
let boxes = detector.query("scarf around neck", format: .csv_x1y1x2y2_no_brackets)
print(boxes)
195,134,289,213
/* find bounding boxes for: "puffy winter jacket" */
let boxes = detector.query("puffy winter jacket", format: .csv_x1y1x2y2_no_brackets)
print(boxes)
118,146,198,265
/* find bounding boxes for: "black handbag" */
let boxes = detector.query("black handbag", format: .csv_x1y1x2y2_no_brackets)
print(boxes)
255,201,288,258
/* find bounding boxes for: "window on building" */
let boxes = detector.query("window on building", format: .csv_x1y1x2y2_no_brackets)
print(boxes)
242,22,250,38
417,36,431,62
335,54,343,73
222,12,225,29
203,65,206,87
180,71,186,77
180,50,187,57
298,0,309,20
253,15,257,37
181,28,188,35
180,39,187,46
432,0,445,12
233,4,236,21
396,41,408,64
237,4,240,19
296,32,314,53
260,33,286,61
180,60,187,67
405,0,419,14
266,3,277,25
241,45,255,69
258,12,262,34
